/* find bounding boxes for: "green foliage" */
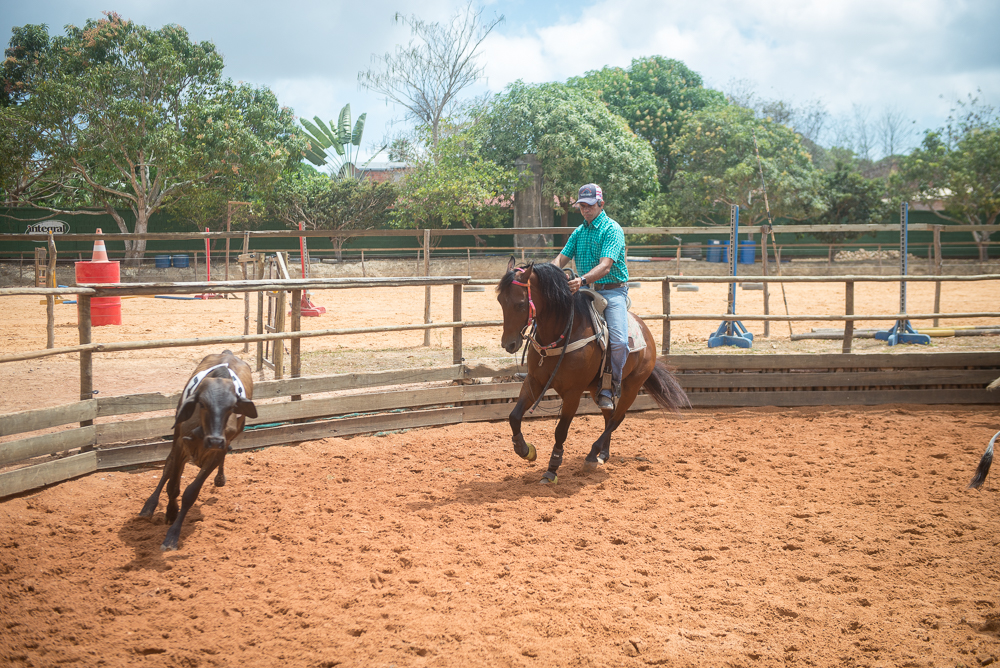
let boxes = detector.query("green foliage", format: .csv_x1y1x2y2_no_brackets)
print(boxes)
269,169,398,252
569,56,725,191
298,103,375,176
0,13,304,259
476,81,657,224
811,161,895,243
904,98,1000,259
670,104,824,228
394,126,518,239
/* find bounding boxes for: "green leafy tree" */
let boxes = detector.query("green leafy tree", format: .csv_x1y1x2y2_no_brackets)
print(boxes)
670,104,824,228
811,161,896,248
270,168,399,259
298,104,381,177
394,126,519,245
0,14,303,261
570,56,725,191
476,81,658,225
904,96,1000,260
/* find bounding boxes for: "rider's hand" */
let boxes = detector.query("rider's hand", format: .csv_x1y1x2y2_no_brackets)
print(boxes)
567,277,584,293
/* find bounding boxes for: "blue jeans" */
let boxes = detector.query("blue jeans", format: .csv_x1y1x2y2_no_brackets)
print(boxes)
600,285,629,396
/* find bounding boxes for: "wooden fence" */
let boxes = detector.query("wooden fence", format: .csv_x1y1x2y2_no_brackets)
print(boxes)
2,273,999,498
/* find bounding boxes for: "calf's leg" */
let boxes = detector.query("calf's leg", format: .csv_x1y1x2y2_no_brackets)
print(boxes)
161,461,220,551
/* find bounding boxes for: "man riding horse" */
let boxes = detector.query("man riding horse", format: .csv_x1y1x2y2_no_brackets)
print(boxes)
551,183,629,411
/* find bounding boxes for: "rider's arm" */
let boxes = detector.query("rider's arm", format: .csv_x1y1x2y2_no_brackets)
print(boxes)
551,254,569,269
582,257,614,285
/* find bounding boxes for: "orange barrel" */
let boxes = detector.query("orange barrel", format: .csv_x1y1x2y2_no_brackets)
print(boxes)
75,260,121,326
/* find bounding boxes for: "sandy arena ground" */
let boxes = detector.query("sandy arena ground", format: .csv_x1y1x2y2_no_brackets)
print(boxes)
2,269,1000,667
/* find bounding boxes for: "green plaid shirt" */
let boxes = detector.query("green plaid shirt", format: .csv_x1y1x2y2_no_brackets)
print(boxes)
559,210,629,284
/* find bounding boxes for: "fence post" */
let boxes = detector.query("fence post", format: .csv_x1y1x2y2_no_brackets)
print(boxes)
662,279,671,355
761,230,771,338
78,295,94,435
933,225,943,327
423,229,431,347
291,289,302,401
453,283,463,365
843,280,855,354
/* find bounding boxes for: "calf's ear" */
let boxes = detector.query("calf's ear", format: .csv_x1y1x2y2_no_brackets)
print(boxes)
236,398,257,419
174,399,197,427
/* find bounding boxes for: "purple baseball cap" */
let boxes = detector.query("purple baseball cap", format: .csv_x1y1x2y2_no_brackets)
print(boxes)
576,183,603,206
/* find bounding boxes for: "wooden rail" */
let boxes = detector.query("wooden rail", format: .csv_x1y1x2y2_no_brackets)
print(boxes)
3,353,998,498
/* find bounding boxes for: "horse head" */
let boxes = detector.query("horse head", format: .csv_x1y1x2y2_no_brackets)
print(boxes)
497,256,536,353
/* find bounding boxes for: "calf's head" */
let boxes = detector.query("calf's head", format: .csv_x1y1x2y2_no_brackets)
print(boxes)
175,376,257,449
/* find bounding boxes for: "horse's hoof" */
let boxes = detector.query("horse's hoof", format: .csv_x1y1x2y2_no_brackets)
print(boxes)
583,459,602,469
523,443,537,462
597,454,609,465
539,471,557,485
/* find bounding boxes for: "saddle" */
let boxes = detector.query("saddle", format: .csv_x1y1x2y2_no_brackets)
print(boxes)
578,289,613,392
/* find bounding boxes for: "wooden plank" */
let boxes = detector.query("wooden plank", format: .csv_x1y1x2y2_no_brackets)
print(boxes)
254,366,464,399
0,400,97,436
96,441,173,470
97,393,177,417
676,369,1000,389
250,383,529,424
668,352,1000,371
0,426,96,467
95,416,174,446
687,388,1000,407
0,451,98,498
235,407,468,450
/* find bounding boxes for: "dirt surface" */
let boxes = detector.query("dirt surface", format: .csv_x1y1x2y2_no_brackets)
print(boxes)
2,266,1000,667
3,405,1000,667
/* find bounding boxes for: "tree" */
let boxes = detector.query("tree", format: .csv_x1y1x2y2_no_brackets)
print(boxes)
476,81,658,225
670,104,824,228
905,96,1000,260
570,57,725,191
811,161,895,249
0,14,303,261
359,2,503,148
393,125,519,245
299,104,381,177
270,168,399,259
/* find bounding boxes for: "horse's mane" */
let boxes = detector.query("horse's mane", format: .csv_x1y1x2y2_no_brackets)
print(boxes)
498,262,577,323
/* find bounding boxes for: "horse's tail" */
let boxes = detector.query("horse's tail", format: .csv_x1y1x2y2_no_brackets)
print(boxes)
969,431,1000,490
643,360,691,413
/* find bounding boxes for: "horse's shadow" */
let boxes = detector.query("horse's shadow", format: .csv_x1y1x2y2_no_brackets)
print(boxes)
405,456,612,513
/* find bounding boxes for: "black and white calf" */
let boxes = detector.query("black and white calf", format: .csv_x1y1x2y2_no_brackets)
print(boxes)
139,351,257,550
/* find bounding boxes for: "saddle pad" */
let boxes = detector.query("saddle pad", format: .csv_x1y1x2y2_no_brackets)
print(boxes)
627,312,647,353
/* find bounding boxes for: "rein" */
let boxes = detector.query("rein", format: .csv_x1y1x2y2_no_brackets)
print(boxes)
511,270,577,413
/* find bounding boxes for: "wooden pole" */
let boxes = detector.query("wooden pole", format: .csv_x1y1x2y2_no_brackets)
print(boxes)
933,225,943,327
760,229,771,338
78,295,93,432
46,232,56,349
242,232,251,353
290,289,302,401
662,279,671,355
361,250,366,277
467,248,472,277
256,254,265,370
843,280,855,354
453,284,463,365
423,229,431,347
225,202,231,282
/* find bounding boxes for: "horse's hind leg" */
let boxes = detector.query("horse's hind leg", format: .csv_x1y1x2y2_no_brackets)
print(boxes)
540,392,582,484
588,374,643,464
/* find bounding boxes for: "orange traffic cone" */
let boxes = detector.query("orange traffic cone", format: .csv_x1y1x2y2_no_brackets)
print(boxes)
92,228,109,262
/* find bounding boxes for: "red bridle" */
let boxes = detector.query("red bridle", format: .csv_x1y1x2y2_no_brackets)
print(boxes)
511,270,567,354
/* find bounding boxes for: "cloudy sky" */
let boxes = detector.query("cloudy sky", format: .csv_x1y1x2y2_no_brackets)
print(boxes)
4,0,998,160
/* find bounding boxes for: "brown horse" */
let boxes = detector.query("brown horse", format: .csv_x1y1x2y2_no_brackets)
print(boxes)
496,258,689,483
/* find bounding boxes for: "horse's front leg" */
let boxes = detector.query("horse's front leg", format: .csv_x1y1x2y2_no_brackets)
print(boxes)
540,390,582,484
509,375,543,462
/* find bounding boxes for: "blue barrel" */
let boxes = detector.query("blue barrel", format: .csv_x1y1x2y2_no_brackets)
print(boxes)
171,254,190,268
739,240,756,264
706,240,722,263
155,255,171,269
